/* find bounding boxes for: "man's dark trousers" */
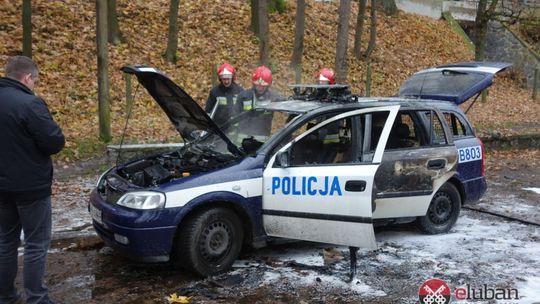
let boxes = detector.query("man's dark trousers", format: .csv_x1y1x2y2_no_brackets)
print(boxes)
0,196,52,304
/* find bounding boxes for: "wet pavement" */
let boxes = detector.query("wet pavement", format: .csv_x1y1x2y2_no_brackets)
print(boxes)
11,149,540,303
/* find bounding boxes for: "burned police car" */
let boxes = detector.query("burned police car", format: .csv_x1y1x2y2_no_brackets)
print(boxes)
89,62,509,276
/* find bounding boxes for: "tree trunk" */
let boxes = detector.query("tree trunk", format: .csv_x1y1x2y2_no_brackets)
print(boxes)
165,0,180,64
259,0,270,66
291,0,306,68
107,0,121,44
365,60,372,96
380,0,397,16
335,0,351,84
474,0,488,60
96,0,111,142
251,0,260,37
473,0,498,61
353,0,367,60
364,0,377,60
22,0,32,58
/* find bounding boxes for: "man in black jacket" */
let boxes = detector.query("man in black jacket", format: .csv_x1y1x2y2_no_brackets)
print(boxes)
0,56,65,304
204,63,243,126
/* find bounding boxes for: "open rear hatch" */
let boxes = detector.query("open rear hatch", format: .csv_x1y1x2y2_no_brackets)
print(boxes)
398,62,512,105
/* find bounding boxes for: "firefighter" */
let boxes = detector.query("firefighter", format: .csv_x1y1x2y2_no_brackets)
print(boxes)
316,68,335,85
315,68,342,162
235,66,283,152
236,65,283,111
205,63,244,126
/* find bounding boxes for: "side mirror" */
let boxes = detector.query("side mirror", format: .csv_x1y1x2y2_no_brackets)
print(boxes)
275,151,290,168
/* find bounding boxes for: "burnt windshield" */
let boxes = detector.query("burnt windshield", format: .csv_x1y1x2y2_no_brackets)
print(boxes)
195,109,297,155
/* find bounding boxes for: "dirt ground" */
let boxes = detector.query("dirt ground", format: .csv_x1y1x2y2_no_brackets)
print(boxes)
11,149,540,304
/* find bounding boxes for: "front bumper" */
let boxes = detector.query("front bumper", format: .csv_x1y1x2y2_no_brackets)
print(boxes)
89,189,178,262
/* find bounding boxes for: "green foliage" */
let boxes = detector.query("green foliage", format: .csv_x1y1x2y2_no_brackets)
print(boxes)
269,0,286,13
56,137,108,162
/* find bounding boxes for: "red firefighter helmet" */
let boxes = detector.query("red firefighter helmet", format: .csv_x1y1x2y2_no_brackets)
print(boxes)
317,68,335,85
252,65,273,86
217,63,236,80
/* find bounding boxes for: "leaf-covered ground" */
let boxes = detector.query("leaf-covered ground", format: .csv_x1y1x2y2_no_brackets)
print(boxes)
1,0,539,161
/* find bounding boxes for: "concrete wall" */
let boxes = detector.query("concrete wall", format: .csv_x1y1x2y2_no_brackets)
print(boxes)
396,0,444,19
486,21,540,88
395,0,478,20
442,1,477,21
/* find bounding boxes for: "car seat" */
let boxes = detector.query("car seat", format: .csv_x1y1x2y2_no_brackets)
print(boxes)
388,122,414,149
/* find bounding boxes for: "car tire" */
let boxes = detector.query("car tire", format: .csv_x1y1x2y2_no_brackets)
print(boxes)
416,183,461,234
175,207,243,277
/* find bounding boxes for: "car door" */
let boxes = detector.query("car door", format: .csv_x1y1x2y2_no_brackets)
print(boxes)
262,105,399,249
373,110,458,219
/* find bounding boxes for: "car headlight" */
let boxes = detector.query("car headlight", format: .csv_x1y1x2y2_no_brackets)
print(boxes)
117,191,166,209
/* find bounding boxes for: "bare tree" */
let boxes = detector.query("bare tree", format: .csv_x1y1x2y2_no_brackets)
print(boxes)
473,0,528,60
251,0,260,37
96,0,111,141
473,0,498,60
259,0,270,66
335,0,351,84
107,0,122,44
165,0,180,64
353,0,367,60
364,0,377,96
291,0,306,68
364,0,377,60
22,0,32,58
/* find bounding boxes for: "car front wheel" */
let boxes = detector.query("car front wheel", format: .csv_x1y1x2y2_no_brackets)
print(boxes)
175,207,243,277
416,183,461,234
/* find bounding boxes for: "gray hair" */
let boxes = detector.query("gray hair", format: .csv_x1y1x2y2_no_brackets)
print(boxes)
5,55,39,81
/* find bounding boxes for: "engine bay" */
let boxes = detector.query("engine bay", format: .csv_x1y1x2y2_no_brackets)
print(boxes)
116,144,238,187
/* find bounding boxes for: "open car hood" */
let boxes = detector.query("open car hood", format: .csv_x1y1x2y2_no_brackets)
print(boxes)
398,62,512,104
121,65,242,155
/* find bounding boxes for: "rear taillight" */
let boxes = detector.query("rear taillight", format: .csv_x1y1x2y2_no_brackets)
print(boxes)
480,139,485,176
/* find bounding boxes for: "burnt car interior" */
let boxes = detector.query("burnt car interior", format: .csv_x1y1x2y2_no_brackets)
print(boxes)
289,117,353,165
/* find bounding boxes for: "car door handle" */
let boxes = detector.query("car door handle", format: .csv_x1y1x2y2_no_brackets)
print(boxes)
427,159,446,170
345,180,366,192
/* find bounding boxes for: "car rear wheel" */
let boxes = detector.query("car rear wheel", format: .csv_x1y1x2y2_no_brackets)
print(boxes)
175,207,243,277
416,183,461,234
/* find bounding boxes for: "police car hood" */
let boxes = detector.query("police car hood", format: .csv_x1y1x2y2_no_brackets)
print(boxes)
398,62,512,105
121,65,241,155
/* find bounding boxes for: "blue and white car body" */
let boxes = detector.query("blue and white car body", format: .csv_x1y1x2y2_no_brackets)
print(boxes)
89,62,507,276
399,61,511,203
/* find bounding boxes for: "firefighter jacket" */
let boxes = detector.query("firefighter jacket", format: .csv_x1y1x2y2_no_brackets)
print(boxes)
205,82,243,126
235,87,284,141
